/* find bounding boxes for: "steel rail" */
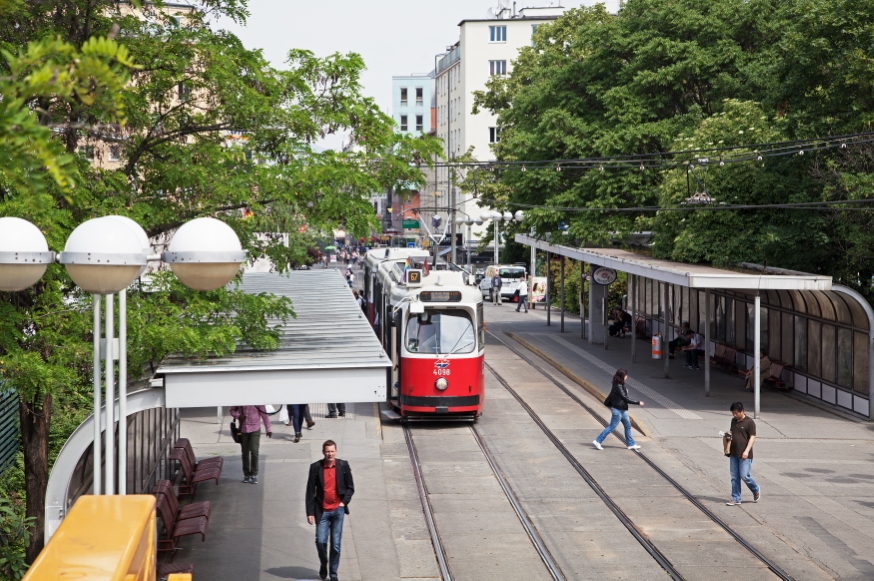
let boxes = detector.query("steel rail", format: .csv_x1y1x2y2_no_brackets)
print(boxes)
482,361,684,581
468,425,565,581
487,330,795,581
403,426,453,581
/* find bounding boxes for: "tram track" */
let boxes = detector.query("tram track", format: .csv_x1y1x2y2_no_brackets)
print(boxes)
403,421,565,581
486,329,795,581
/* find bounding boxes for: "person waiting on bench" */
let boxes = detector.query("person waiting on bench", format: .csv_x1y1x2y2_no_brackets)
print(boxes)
681,330,705,370
668,322,691,359
743,349,771,391
608,308,632,337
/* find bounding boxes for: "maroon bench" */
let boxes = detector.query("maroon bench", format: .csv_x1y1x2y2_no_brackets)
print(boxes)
155,494,208,554
763,360,792,391
158,562,194,581
170,448,221,496
710,342,738,374
175,438,223,471
153,480,212,523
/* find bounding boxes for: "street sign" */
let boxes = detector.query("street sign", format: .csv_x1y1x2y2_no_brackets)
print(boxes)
407,242,415,248
592,267,617,285
402,219,420,229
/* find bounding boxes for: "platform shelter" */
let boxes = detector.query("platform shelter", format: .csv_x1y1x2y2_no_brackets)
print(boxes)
516,234,874,421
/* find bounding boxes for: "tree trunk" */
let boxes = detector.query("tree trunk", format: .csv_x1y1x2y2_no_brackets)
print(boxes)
20,393,51,565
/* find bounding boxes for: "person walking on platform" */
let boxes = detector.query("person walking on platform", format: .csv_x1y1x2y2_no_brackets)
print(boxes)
306,440,355,581
491,272,502,305
725,402,760,506
285,404,305,443
516,275,529,313
326,403,346,418
229,405,272,484
593,369,645,451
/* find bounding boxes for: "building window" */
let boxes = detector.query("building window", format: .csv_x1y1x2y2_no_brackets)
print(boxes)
489,127,501,143
416,87,423,105
178,82,191,102
108,145,121,161
78,145,95,160
400,115,408,131
489,60,507,76
400,88,408,105
416,115,423,132
532,24,540,45
489,25,507,42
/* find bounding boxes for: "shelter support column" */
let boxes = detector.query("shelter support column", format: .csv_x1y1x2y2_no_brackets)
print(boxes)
581,267,586,339
531,247,536,310
546,252,551,326
588,264,607,345
119,289,127,495
560,257,565,332
705,289,711,397
630,275,636,363
663,283,669,378
105,293,115,495
92,294,102,496
754,293,761,419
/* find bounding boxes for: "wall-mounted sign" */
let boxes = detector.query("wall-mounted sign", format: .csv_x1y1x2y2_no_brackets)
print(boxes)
402,219,420,229
592,267,617,285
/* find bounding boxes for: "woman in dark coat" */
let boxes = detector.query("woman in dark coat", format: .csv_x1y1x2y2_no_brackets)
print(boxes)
593,369,644,450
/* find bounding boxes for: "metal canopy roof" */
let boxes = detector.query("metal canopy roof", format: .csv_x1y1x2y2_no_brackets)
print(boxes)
157,270,390,407
517,235,832,291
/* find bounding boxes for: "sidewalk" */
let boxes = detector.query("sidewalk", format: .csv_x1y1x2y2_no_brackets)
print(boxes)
169,404,436,581
486,302,874,580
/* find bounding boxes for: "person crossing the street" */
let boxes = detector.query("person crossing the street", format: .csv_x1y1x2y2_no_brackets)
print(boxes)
593,369,644,451
725,402,761,506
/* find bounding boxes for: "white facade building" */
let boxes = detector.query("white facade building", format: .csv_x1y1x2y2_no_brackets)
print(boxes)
435,5,565,252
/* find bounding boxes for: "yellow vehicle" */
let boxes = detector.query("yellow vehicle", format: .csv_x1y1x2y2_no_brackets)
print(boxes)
23,495,188,581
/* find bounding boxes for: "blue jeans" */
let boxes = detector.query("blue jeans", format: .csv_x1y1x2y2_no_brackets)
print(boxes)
286,404,302,434
316,508,345,576
595,407,635,446
729,457,759,503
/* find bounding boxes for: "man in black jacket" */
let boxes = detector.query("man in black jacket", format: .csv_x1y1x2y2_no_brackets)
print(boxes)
306,440,354,581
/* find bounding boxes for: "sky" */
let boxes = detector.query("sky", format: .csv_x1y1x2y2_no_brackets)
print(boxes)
218,0,618,149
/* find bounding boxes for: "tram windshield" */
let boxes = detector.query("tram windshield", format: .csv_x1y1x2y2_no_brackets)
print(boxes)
406,309,476,354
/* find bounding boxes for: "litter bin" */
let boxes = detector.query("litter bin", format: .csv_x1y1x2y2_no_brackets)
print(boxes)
652,333,663,359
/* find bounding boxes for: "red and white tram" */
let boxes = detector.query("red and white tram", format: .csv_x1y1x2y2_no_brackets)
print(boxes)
363,248,484,420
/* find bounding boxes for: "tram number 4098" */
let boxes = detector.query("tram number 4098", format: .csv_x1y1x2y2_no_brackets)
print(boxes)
433,368,450,376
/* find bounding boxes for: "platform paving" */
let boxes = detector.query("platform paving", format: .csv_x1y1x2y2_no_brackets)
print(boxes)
486,300,874,580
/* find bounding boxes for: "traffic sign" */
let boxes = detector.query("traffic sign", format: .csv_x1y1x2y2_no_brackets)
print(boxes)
407,242,415,248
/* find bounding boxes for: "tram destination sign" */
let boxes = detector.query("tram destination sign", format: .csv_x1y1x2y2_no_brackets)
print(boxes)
420,291,462,302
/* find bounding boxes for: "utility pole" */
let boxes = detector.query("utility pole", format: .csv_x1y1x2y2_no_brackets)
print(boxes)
448,63,456,264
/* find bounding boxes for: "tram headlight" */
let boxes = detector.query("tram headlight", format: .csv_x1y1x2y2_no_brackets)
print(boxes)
435,377,448,391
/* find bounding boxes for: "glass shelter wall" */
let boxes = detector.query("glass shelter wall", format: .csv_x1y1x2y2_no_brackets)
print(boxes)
630,275,871,417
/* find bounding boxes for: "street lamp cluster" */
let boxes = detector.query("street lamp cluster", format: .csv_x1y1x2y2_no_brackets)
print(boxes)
0,215,246,496
479,210,524,266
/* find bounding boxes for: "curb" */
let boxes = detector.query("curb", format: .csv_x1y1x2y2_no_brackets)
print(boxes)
503,331,651,438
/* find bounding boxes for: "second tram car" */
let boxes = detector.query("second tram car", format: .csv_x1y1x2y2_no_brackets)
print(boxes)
363,248,484,420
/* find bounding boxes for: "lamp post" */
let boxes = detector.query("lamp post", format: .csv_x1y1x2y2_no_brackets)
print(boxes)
0,215,246,497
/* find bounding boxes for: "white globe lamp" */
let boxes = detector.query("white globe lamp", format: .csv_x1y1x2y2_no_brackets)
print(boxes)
490,211,503,220
0,217,55,291
59,217,146,294
479,211,492,222
162,218,246,291
503,211,513,221
106,216,152,276
474,219,484,226
514,210,524,221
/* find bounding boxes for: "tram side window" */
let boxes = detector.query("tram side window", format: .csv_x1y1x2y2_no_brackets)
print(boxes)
405,309,475,354
477,303,484,350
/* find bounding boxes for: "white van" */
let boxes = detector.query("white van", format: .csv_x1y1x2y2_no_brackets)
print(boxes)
479,264,527,301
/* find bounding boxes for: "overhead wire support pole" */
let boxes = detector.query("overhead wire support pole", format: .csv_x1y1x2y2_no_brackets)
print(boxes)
546,252,551,326
705,289,711,397
560,257,565,332
663,283,670,378
630,275,636,363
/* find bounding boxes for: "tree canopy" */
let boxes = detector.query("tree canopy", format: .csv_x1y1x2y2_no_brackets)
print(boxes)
473,0,874,300
0,0,440,567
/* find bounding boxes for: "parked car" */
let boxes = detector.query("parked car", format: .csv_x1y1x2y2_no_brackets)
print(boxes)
479,264,526,301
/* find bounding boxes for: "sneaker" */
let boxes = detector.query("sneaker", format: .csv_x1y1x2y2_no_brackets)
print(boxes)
294,434,301,443
242,476,251,483
325,414,337,419
754,491,761,502
726,500,740,506
693,366,700,370
251,476,258,484
306,420,316,429
627,445,641,450
592,440,603,450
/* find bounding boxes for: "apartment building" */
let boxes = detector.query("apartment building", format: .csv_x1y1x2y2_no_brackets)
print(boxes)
435,5,565,250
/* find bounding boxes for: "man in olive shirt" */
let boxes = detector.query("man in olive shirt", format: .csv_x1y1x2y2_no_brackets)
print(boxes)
726,402,761,506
